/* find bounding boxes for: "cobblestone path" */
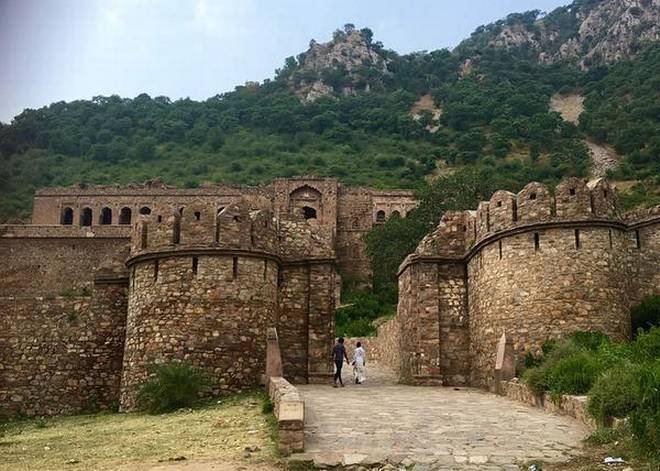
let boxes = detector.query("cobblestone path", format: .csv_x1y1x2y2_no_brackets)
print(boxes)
291,364,588,469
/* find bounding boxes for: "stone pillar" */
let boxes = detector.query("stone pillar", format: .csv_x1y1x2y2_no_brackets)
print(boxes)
265,328,283,381
494,332,516,393
307,263,336,382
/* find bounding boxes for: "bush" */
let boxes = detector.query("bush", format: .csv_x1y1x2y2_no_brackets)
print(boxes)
136,361,208,414
569,331,611,352
631,296,660,338
546,351,603,396
523,333,604,396
629,360,660,457
523,361,552,396
587,364,641,425
631,327,660,363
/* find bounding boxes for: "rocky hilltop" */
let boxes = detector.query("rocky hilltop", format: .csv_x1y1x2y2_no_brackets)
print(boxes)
457,0,659,68
279,24,390,101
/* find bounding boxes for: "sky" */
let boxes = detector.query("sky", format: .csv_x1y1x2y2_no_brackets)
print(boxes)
0,0,570,124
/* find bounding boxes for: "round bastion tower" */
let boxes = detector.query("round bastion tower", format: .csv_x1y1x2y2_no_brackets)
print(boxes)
120,201,279,410
467,178,636,386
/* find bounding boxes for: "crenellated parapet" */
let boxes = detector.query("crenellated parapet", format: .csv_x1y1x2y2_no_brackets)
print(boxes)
128,200,279,259
127,198,336,266
414,210,474,258
405,178,631,265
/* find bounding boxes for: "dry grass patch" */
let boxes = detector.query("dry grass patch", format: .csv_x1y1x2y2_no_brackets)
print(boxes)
0,392,282,471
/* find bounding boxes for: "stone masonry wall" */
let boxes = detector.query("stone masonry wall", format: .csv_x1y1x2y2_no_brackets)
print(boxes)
345,317,401,374
396,178,659,390
395,261,469,386
468,225,633,387
0,232,128,297
121,255,278,410
0,282,127,416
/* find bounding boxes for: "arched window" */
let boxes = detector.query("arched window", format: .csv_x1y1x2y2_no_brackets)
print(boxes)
376,210,385,223
391,210,400,219
119,207,132,225
80,208,92,226
302,206,317,220
100,207,112,225
61,207,74,225
139,206,151,215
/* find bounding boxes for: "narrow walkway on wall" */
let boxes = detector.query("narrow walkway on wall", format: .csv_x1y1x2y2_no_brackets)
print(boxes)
291,363,587,469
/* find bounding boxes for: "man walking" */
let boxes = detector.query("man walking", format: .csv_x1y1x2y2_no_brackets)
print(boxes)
332,337,349,387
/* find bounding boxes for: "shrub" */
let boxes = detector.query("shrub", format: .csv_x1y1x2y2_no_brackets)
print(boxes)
569,331,610,352
136,361,208,414
587,364,641,425
631,327,660,363
631,295,660,338
629,360,660,457
546,351,603,396
523,361,552,396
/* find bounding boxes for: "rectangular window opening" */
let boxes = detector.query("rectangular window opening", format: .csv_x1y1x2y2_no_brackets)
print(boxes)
635,230,641,250
232,256,238,280
534,232,540,251
153,260,159,281
263,260,268,280
498,240,502,260
192,257,198,276
574,229,581,250
609,229,613,248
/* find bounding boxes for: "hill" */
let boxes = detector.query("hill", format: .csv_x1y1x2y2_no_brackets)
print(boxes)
0,0,658,221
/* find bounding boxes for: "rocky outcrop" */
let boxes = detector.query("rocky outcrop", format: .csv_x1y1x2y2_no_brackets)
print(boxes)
287,25,389,101
459,0,660,69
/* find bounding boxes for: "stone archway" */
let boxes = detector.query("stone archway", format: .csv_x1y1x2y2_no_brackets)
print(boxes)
289,185,323,221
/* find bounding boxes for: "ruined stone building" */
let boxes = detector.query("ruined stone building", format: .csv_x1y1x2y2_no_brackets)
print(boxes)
369,177,659,388
0,177,416,415
1,176,658,416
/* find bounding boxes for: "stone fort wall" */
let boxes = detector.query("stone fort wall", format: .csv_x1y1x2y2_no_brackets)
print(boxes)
0,176,365,415
29,178,417,283
391,178,660,388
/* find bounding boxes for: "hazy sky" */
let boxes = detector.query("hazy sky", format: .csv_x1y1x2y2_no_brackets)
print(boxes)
0,0,570,123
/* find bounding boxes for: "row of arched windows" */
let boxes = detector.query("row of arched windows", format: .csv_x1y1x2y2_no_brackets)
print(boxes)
375,209,404,223
60,206,152,226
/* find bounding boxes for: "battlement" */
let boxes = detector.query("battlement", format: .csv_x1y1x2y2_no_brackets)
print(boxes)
402,177,659,270
129,200,278,257
128,200,334,262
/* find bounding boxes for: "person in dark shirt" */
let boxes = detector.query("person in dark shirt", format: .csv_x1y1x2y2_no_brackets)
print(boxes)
332,337,349,387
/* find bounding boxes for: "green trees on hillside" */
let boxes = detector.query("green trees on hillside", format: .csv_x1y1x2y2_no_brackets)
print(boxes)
0,29,658,221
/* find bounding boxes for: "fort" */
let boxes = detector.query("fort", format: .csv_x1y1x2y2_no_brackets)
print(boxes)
0,176,658,416
0,176,416,415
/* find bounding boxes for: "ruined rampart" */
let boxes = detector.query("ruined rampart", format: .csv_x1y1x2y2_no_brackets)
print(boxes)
396,178,660,388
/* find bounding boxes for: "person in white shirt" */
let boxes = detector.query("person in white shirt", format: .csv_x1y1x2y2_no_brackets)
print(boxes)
352,341,366,384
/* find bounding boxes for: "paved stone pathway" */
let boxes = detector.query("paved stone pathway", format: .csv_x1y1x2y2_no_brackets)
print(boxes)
291,364,588,469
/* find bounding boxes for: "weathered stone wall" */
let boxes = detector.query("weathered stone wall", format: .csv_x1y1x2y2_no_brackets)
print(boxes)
625,208,660,306
0,282,127,416
345,317,401,373
120,254,278,410
396,178,659,390
0,230,128,297
336,187,373,283
468,225,632,387
395,261,469,386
